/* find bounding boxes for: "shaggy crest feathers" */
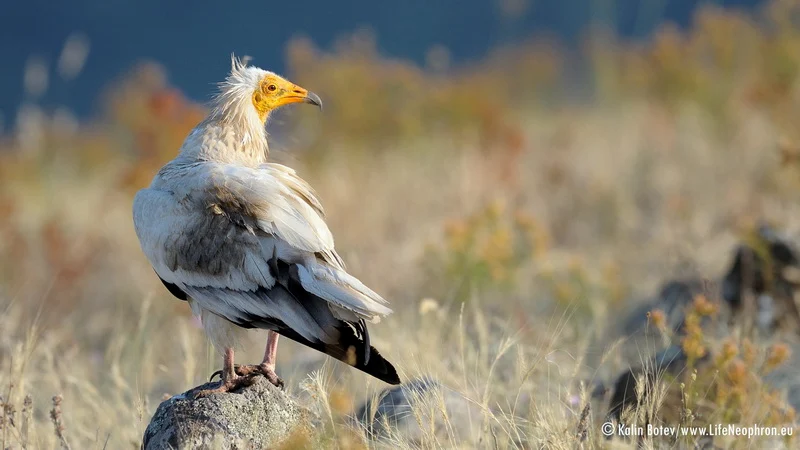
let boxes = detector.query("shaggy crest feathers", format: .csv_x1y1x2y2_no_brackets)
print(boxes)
193,54,274,162
209,55,270,122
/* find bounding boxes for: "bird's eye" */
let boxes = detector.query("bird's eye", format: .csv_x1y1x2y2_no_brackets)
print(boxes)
267,84,277,92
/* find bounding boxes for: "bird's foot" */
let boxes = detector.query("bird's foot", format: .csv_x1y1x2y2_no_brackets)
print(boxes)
192,374,257,398
234,363,284,389
208,364,284,389
207,364,257,381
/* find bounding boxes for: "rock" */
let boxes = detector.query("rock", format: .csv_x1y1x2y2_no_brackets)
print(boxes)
721,224,800,333
616,223,800,357
354,376,484,446
604,345,705,422
599,223,800,419
620,279,714,339
142,376,314,450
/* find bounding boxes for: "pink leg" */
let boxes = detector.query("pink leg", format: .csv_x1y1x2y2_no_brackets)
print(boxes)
233,331,284,388
222,347,236,379
258,331,283,387
262,330,280,368
194,347,256,397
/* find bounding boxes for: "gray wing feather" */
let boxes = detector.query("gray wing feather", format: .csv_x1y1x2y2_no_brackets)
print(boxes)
184,285,340,344
133,160,392,344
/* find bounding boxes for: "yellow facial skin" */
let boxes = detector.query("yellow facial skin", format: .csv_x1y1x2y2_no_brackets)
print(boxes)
251,74,322,121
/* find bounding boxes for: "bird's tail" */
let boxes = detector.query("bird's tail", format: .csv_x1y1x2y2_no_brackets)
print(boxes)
276,322,401,385
186,260,402,385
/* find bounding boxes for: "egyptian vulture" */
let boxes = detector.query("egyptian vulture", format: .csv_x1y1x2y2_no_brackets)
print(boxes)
133,56,400,396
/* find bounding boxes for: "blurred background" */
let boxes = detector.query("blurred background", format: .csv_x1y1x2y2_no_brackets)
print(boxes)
3,0,800,448
0,0,769,120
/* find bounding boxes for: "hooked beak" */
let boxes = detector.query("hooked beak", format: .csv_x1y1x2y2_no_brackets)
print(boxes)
303,91,322,109
277,86,323,110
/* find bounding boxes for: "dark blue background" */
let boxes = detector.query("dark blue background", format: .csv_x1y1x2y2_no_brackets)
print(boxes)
0,0,761,120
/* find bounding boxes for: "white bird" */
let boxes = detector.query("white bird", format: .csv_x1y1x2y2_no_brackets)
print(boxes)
133,56,400,396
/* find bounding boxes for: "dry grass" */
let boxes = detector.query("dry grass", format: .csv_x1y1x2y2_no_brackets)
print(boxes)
3,2,800,448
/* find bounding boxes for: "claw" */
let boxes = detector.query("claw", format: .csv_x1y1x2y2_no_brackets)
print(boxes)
230,364,284,388
210,364,245,381
193,374,258,398
209,370,223,382
267,371,285,390
205,364,283,391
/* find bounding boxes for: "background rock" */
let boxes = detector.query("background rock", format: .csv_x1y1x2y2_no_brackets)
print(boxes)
142,376,314,450
354,377,486,446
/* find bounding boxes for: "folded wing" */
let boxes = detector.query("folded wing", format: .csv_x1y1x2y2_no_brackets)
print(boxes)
133,161,398,384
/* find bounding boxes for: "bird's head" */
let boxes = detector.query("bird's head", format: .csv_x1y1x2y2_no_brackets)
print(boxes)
249,72,322,121
213,55,322,124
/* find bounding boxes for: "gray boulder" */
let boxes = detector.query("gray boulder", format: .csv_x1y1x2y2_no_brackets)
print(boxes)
142,376,314,450
354,377,485,446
